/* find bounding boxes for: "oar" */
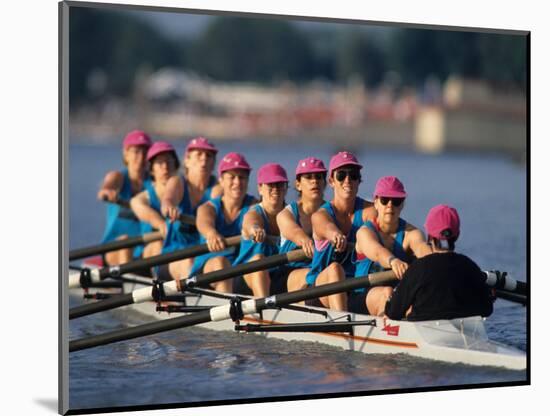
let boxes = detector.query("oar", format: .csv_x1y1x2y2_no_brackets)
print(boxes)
69,232,163,261
69,270,396,352
104,197,196,226
484,271,527,302
68,236,242,289
69,249,308,319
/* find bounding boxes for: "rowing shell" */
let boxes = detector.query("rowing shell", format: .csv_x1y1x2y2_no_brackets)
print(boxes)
68,267,526,371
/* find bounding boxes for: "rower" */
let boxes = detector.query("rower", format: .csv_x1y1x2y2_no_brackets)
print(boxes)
97,130,152,265
232,163,289,297
158,137,222,281
130,141,180,259
304,151,376,311
280,157,327,296
384,204,494,321
188,152,257,293
353,176,431,315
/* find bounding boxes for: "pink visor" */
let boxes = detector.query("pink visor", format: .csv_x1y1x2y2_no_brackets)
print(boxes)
146,141,177,161
123,130,152,149
257,163,288,184
424,204,460,240
218,152,252,176
295,157,327,176
185,136,218,154
329,151,362,174
373,176,407,198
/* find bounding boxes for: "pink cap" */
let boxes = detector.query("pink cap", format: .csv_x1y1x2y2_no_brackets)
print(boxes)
257,163,288,184
123,130,152,149
218,152,252,176
185,136,218,154
424,204,461,240
146,141,177,161
329,151,362,174
295,157,327,176
373,176,407,198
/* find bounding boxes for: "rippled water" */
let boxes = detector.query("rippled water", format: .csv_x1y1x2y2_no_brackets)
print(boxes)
68,140,527,411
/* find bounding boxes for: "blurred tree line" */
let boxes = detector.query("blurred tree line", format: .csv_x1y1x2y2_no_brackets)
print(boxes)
69,7,527,105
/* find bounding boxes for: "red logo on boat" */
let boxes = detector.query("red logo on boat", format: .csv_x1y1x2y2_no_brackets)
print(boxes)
382,318,400,336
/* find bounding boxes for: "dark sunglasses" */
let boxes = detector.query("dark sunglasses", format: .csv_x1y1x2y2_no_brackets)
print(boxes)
300,173,325,181
265,182,288,189
334,170,361,182
379,197,405,207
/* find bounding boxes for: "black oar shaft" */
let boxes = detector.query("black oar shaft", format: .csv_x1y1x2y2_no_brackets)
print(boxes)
110,198,196,226
69,294,134,320
98,236,241,279
255,270,396,310
187,251,306,288
70,309,212,352
69,232,162,261
69,270,396,352
70,249,307,319
494,290,527,306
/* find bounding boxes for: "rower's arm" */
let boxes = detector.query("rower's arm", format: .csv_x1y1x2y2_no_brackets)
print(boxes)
362,203,377,223
312,209,347,252
161,176,184,221
406,228,433,258
196,202,218,238
210,183,223,199
97,171,123,202
311,209,339,241
277,209,309,246
278,209,315,258
242,209,265,240
130,191,166,234
196,202,226,251
355,226,396,268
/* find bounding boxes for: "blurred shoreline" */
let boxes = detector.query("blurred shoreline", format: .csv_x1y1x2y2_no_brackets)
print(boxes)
70,75,526,163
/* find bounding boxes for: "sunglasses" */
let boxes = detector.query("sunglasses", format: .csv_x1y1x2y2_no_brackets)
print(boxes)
379,197,405,207
334,170,361,182
264,182,288,189
300,173,325,181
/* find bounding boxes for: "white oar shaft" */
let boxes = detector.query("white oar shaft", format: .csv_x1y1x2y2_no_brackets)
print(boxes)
131,280,179,303
484,271,520,292
208,299,257,322
68,269,101,289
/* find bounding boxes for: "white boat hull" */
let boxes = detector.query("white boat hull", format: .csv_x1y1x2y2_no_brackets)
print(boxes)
69,269,527,370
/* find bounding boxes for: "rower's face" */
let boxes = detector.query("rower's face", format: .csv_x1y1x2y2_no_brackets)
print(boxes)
329,167,360,198
124,145,147,170
184,150,215,175
296,173,326,200
375,196,405,221
220,170,249,198
151,153,177,183
258,182,288,206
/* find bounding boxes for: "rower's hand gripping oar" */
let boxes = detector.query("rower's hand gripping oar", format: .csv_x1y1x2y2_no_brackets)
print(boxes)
69,248,308,320
68,235,242,289
69,270,397,352
69,231,163,261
